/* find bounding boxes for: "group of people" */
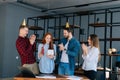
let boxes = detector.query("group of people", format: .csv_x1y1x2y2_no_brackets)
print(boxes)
16,20,100,80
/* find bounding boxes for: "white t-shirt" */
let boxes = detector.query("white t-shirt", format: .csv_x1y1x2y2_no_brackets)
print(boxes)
60,41,69,63
82,46,99,71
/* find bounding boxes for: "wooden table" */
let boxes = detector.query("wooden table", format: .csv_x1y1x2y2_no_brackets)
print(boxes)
14,74,89,80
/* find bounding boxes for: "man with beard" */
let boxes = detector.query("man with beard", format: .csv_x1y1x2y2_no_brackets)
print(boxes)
57,28,80,75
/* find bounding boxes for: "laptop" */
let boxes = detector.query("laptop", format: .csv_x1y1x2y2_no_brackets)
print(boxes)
19,67,35,78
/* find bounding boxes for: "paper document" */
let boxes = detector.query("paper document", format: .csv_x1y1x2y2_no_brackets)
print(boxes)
47,49,54,55
66,75,83,80
36,75,56,79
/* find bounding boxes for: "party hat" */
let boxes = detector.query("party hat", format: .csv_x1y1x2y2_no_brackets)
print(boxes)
22,19,26,26
66,21,69,28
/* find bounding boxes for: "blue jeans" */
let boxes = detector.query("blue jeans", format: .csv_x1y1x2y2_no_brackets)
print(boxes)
58,62,73,75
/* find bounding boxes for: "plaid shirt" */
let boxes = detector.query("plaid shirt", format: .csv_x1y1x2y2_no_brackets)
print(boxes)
16,36,36,65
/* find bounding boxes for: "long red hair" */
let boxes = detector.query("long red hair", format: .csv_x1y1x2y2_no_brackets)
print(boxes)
42,33,54,49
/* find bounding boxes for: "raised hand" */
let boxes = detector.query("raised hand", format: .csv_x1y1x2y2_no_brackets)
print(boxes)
47,54,54,59
81,43,88,55
29,34,36,45
58,43,65,51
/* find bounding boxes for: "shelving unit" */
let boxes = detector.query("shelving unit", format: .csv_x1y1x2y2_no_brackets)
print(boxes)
29,26,44,30
26,6,120,80
88,8,120,80
26,17,45,62
27,14,85,69
88,23,111,27
46,15,82,68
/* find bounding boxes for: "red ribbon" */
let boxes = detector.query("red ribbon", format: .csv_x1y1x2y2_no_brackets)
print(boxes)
41,46,44,55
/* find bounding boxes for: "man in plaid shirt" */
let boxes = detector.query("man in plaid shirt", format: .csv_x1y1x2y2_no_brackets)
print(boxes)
16,20,39,74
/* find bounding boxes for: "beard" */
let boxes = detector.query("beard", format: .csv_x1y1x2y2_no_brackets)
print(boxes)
64,35,69,39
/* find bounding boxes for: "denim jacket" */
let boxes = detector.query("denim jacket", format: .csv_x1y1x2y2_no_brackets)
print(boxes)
56,37,80,70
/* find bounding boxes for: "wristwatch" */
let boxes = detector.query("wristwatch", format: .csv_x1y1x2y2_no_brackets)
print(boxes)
64,48,66,51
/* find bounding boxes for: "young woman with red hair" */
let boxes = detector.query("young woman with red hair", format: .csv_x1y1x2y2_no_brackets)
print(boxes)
38,33,56,74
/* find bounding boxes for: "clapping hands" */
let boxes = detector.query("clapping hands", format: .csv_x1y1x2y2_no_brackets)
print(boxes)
81,43,88,55
29,34,36,45
47,54,54,59
58,43,65,51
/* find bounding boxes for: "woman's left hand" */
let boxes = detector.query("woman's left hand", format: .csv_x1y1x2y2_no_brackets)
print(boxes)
81,43,88,55
47,54,54,59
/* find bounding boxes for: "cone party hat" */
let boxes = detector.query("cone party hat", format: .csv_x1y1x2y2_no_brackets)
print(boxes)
22,19,26,26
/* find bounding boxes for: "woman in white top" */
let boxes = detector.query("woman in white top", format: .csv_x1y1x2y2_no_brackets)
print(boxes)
81,34,100,80
38,33,56,74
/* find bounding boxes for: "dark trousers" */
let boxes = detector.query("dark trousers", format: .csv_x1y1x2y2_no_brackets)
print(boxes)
116,61,120,67
84,70,97,80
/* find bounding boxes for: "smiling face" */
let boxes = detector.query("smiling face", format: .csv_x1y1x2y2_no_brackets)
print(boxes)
63,30,69,38
88,36,93,46
19,27,28,37
45,34,52,44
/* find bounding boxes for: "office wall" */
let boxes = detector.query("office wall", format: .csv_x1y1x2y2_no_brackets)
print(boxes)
0,4,6,78
0,3,42,78
44,11,120,80
1,2,120,79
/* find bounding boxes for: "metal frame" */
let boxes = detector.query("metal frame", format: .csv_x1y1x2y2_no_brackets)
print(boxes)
27,6,120,80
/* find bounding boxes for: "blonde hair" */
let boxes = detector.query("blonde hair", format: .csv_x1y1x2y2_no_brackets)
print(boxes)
90,34,99,49
90,34,101,61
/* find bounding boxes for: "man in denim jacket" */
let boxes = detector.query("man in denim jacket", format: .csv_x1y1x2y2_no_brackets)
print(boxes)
57,28,80,75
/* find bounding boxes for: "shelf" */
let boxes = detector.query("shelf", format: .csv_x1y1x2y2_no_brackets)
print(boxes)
89,23,111,27
36,38,59,43
101,53,120,56
75,67,111,75
48,25,80,29
112,71,120,75
109,54,120,56
47,26,64,29
29,26,44,30
70,25,80,28
97,67,111,71
99,38,120,41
